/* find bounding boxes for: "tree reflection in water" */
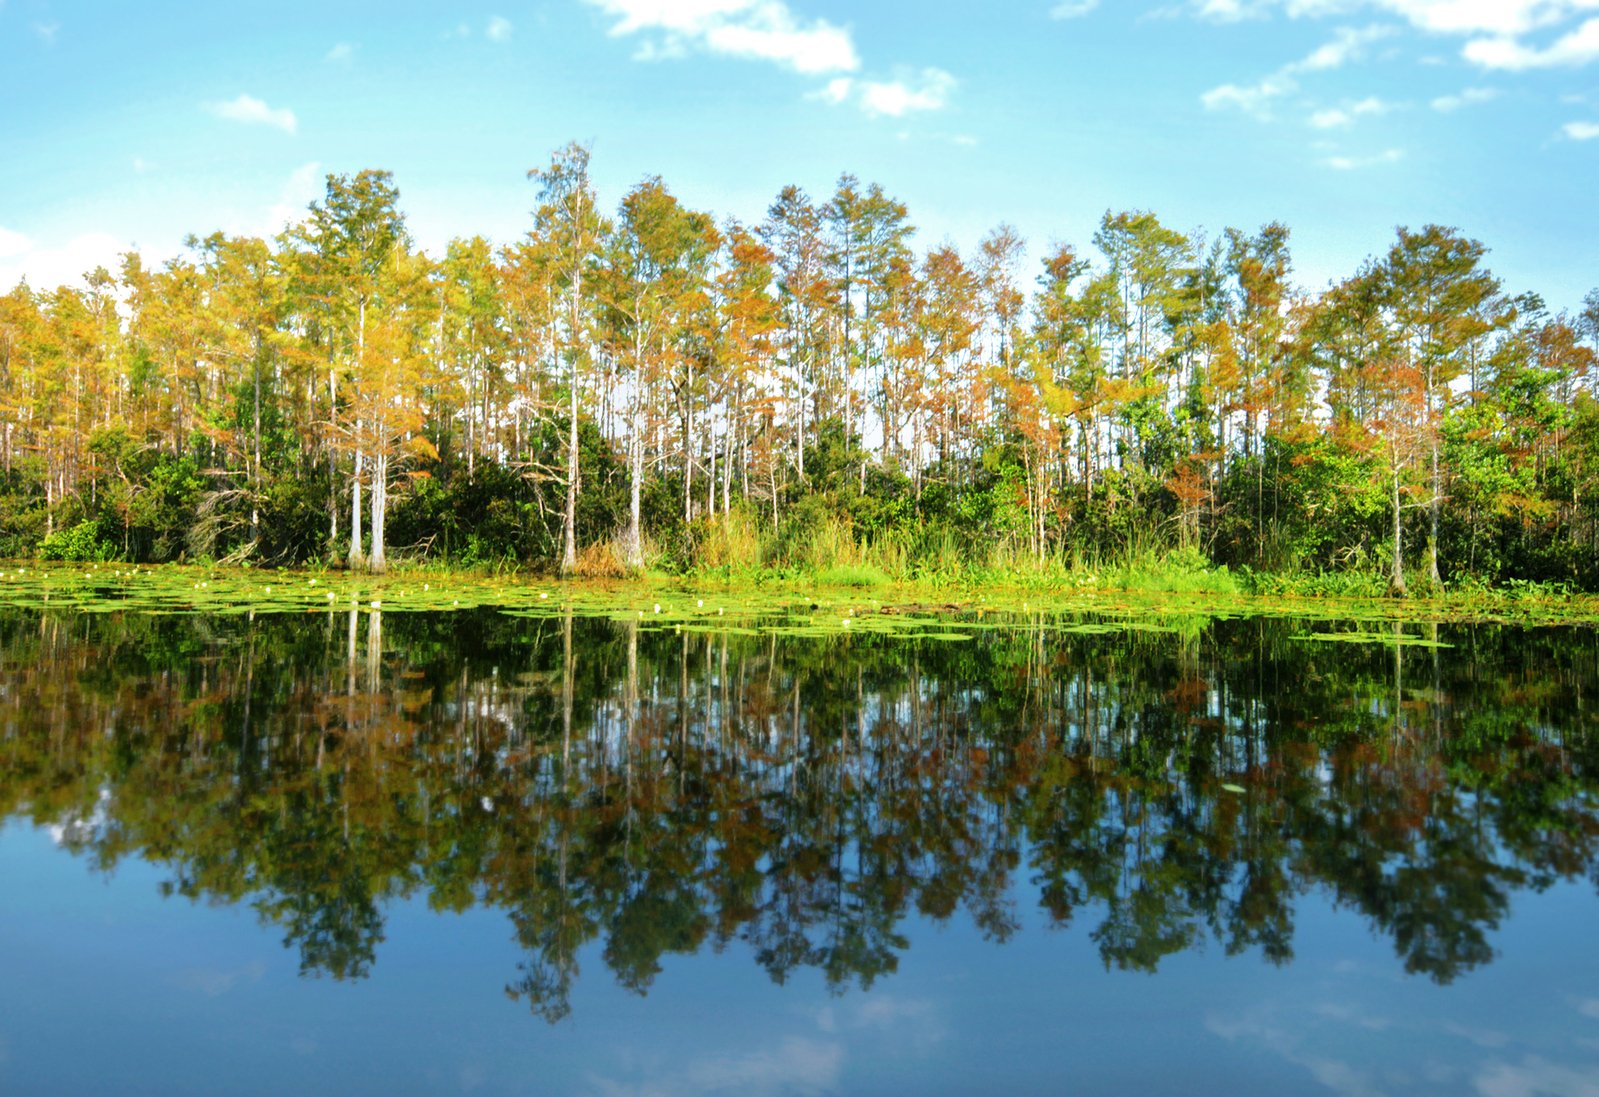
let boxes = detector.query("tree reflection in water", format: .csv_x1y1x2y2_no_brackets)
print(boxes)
2,607,1595,1023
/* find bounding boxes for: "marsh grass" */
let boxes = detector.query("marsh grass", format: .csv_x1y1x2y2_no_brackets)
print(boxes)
1,537,1595,637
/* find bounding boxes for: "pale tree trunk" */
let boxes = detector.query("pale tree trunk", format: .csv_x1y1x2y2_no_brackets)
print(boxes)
721,404,734,533
682,360,694,525
349,441,363,568
706,421,716,519
562,362,578,573
349,300,368,569
796,378,805,482
328,367,338,552
626,328,644,571
1390,462,1406,597
251,349,261,545
627,416,643,571
1428,436,1442,587
369,447,387,574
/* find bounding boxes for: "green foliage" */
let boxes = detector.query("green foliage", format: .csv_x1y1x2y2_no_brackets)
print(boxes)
37,519,114,562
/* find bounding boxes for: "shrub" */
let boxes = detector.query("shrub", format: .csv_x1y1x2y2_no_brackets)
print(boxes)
38,520,114,562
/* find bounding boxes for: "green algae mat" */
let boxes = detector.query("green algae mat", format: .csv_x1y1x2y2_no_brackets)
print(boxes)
0,562,1593,644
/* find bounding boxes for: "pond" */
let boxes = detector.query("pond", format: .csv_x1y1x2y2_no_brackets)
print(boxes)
3,598,1598,1095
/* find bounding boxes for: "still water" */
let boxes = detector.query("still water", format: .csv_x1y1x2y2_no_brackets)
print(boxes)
3,604,1599,1095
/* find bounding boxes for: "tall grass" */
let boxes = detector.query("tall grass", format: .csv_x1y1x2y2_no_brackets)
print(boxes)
678,507,1257,595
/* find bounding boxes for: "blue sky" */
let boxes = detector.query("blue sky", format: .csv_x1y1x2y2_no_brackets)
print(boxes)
2,0,1595,309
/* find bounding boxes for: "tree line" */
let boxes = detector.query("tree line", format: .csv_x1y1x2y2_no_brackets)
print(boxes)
3,142,1597,588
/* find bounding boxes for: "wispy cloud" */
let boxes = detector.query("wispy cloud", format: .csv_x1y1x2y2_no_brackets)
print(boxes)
1182,0,1598,37
205,93,298,135
587,1036,843,1097
1310,95,1392,126
261,162,325,234
813,68,956,116
0,227,31,261
33,21,60,43
0,229,130,292
1202,72,1298,115
325,42,356,63
1202,24,1392,117
1562,119,1599,138
1381,0,1598,37
861,68,957,116
1300,23,1396,69
1190,0,1261,22
1431,85,1498,110
1475,1055,1599,1097
1182,1,1599,73
1464,17,1599,69
585,0,860,74
173,962,267,998
445,17,516,41
1050,0,1100,18
1323,146,1405,168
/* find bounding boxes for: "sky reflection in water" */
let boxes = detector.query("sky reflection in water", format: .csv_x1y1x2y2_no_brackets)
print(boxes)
3,606,1599,1095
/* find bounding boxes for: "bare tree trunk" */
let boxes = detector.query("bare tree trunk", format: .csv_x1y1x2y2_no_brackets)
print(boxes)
1428,437,1442,587
349,438,364,569
251,349,261,544
1389,462,1406,597
627,413,643,571
562,370,578,573
369,449,387,573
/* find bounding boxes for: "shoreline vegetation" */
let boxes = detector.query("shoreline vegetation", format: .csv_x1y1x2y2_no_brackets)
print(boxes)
3,557,1595,628
4,147,1599,595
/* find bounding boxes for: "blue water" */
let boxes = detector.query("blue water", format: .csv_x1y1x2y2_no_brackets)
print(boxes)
3,608,1599,1095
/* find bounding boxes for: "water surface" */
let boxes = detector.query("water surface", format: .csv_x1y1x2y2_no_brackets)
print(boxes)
3,604,1599,1095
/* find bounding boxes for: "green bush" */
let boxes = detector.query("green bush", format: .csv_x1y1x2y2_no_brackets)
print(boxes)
38,520,114,562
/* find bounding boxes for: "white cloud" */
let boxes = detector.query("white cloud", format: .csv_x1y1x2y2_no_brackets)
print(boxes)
325,42,355,63
1202,72,1298,115
212,161,327,241
173,962,267,998
0,230,128,292
0,226,31,261
1376,0,1598,36
1431,85,1498,109
809,76,854,103
587,1036,844,1097
1563,118,1599,137
1310,94,1392,125
1050,0,1100,18
131,156,153,174
256,162,325,236
1323,146,1405,167
1193,0,1260,21
205,93,298,135
1463,16,1599,68
586,0,860,74
1300,23,1396,68
1185,0,1599,35
1182,0,1599,71
487,15,513,41
808,66,957,116
1475,1056,1599,1097
858,67,957,116
33,21,59,43
1201,25,1390,116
